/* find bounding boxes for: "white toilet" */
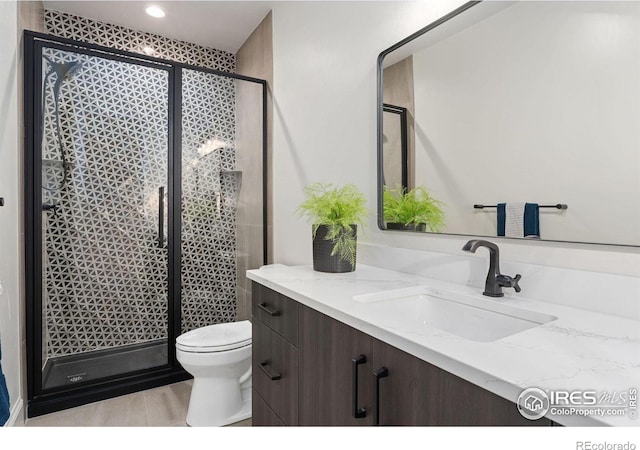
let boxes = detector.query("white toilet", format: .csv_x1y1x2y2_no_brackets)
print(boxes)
176,320,252,426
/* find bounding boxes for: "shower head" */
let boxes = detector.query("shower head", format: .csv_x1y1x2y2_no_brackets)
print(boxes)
43,56,82,97
53,61,82,94
58,60,82,78
44,57,82,79
41,57,83,193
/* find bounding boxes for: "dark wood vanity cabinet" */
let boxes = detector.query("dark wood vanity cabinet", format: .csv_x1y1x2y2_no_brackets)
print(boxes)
298,305,375,425
371,339,550,426
252,282,551,426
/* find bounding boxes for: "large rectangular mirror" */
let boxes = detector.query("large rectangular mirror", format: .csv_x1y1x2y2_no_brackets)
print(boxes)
377,0,640,246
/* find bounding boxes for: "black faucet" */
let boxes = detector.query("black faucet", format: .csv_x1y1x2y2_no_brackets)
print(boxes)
462,240,521,297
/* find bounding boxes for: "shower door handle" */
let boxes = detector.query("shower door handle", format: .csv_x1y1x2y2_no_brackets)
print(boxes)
157,186,165,248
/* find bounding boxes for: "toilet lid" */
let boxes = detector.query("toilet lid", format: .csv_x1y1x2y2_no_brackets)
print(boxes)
176,320,251,352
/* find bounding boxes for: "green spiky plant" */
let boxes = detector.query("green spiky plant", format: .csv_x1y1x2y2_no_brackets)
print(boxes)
383,185,445,232
298,183,368,267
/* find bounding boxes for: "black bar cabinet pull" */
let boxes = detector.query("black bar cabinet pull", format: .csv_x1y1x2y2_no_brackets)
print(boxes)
257,302,280,316
373,367,389,426
258,361,281,381
157,186,165,248
352,354,367,419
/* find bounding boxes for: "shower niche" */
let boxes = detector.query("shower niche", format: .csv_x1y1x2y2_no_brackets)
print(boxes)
24,32,267,416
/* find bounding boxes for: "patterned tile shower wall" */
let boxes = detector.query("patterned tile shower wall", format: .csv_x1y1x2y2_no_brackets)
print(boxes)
43,10,239,358
44,10,235,71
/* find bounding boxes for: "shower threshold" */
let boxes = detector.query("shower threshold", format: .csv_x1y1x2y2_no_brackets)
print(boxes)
42,340,169,390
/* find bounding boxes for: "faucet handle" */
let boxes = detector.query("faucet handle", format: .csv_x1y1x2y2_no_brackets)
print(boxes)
512,274,522,293
497,274,522,293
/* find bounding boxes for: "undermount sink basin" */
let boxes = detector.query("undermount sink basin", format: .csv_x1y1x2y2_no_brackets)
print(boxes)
352,286,556,342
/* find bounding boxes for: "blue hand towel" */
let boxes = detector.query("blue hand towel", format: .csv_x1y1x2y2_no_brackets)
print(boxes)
497,203,506,236
0,340,10,426
524,203,540,238
497,203,540,238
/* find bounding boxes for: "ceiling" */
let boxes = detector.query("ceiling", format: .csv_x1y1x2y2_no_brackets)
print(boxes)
43,1,274,53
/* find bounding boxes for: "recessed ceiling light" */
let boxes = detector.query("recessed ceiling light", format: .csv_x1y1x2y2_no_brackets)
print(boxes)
145,6,165,18
143,46,154,55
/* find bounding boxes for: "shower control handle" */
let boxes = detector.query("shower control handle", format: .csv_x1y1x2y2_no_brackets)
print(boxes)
157,186,165,248
259,361,281,380
257,302,280,316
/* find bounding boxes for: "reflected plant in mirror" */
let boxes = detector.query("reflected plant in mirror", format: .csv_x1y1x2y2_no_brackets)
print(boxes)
376,0,640,247
384,185,445,232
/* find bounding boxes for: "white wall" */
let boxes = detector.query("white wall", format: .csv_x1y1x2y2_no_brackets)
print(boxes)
270,0,640,278
271,0,465,262
0,0,23,425
412,1,640,245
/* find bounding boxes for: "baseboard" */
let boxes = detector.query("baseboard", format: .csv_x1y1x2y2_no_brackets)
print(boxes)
4,398,24,426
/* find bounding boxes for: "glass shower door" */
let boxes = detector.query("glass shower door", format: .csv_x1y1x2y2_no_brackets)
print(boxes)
180,69,265,333
38,45,172,390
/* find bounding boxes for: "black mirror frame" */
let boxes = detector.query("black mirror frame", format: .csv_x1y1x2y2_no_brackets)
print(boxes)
375,0,638,249
376,1,481,231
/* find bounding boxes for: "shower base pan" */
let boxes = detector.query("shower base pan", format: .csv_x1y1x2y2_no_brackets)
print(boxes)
42,340,169,390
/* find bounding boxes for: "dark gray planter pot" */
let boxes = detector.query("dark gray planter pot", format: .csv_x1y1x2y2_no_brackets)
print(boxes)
312,224,357,273
386,222,426,232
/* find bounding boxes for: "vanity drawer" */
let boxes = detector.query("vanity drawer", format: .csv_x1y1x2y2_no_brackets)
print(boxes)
252,389,285,426
252,320,299,425
252,282,298,345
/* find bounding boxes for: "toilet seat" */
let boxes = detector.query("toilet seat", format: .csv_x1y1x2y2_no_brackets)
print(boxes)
176,341,251,353
176,321,252,353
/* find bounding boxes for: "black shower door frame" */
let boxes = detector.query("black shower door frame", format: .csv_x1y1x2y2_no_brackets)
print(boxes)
24,31,268,417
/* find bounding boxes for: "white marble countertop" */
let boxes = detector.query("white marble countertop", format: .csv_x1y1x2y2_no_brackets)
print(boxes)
247,264,640,427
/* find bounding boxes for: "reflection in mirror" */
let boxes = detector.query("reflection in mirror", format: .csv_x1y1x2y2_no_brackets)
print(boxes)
383,185,446,232
382,104,408,191
377,1,640,246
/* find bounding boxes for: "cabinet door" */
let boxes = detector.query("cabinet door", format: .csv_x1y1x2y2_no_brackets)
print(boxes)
421,359,551,426
298,305,375,426
371,338,428,425
373,339,551,426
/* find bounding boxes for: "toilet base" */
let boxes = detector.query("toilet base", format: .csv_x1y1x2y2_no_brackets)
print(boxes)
220,390,251,426
185,378,252,427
